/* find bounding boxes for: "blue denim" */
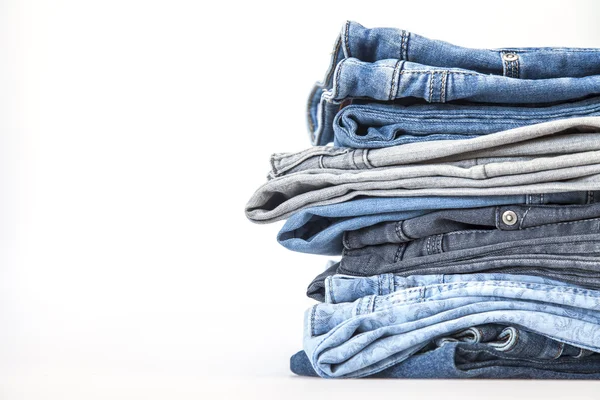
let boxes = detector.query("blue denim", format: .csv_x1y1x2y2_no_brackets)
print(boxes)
304,274,600,378
431,324,590,359
333,97,600,148
290,343,600,379
277,192,600,255
309,21,600,145
338,223,600,278
343,201,600,250
323,273,573,304
293,320,595,378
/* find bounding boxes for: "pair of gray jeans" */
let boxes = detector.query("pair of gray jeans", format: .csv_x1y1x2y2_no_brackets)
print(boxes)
343,201,600,249
246,117,600,223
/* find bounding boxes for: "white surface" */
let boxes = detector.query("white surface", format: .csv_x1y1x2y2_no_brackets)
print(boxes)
2,1,600,398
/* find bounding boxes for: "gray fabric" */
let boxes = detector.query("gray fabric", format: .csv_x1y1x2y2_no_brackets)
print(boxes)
246,118,600,223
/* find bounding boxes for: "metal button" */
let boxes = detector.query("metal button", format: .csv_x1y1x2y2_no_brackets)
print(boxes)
502,210,518,226
502,53,519,62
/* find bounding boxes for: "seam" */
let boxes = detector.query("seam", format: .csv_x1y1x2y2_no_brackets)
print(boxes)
395,221,405,241
399,70,479,76
310,305,317,337
363,149,374,168
349,149,359,170
327,277,336,304
380,280,600,307
481,163,489,179
400,30,407,60
344,21,351,57
362,149,373,169
324,38,342,85
389,59,403,101
318,155,325,169
334,58,346,98
440,70,448,103
519,207,532,229
442,217,600,238
428,72,434,102
393,243,405,263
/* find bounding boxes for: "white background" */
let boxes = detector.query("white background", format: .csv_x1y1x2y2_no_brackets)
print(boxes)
2,0,600,398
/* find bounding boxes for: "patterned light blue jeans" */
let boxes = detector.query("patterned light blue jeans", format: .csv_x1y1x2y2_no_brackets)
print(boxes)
304,273,600,378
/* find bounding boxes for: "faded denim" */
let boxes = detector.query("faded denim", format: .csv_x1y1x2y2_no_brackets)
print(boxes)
344,201,600,249
290,343,600,379
247,118,600,224
340,218,600,273
333,97,600,149
278,192,600,255
307,249,600,301
304,274,600,378
309,21,600,145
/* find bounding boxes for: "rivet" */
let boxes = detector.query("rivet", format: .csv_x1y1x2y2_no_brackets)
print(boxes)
502,210,518,226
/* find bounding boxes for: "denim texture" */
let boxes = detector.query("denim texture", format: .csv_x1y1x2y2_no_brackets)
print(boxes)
340,218,600,273
431,324,591,359
246,118,600,224
293,321,595,377
309,21,600,145
245,20,600,381
333,97,600,149
271,117,600,179
343,201,600,249
323,273,575,304
303,274,600,378
307,250,600,302
290,343,600,379
277,192,600,255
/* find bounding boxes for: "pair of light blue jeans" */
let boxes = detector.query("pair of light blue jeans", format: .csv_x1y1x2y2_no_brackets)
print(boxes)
291,342,600,379
304,273,600,378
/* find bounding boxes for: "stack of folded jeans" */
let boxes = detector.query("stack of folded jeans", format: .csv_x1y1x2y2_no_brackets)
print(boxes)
245,21,600,379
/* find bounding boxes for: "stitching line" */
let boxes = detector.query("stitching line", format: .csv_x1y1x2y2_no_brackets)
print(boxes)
344,21,351,57
400,30,407,60
519,207,532,229
362,149,373,169
428,72,435,102
389,59,403,101
334,58,346,99
440,70,448,103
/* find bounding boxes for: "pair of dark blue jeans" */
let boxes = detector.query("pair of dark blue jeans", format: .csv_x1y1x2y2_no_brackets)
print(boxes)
290,343,600,379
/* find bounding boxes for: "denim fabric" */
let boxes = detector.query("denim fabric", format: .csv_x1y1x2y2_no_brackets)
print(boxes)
307,250,600,302
333,97,600,149
344,202,600,249
304,274,600,378
323,273,575,304
432,324,590,359
246,118,600,223
293,322,594,378
277,192,600,255
309,21,600,145
272,117,600,179
290,343,600,379
340,219,600,273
